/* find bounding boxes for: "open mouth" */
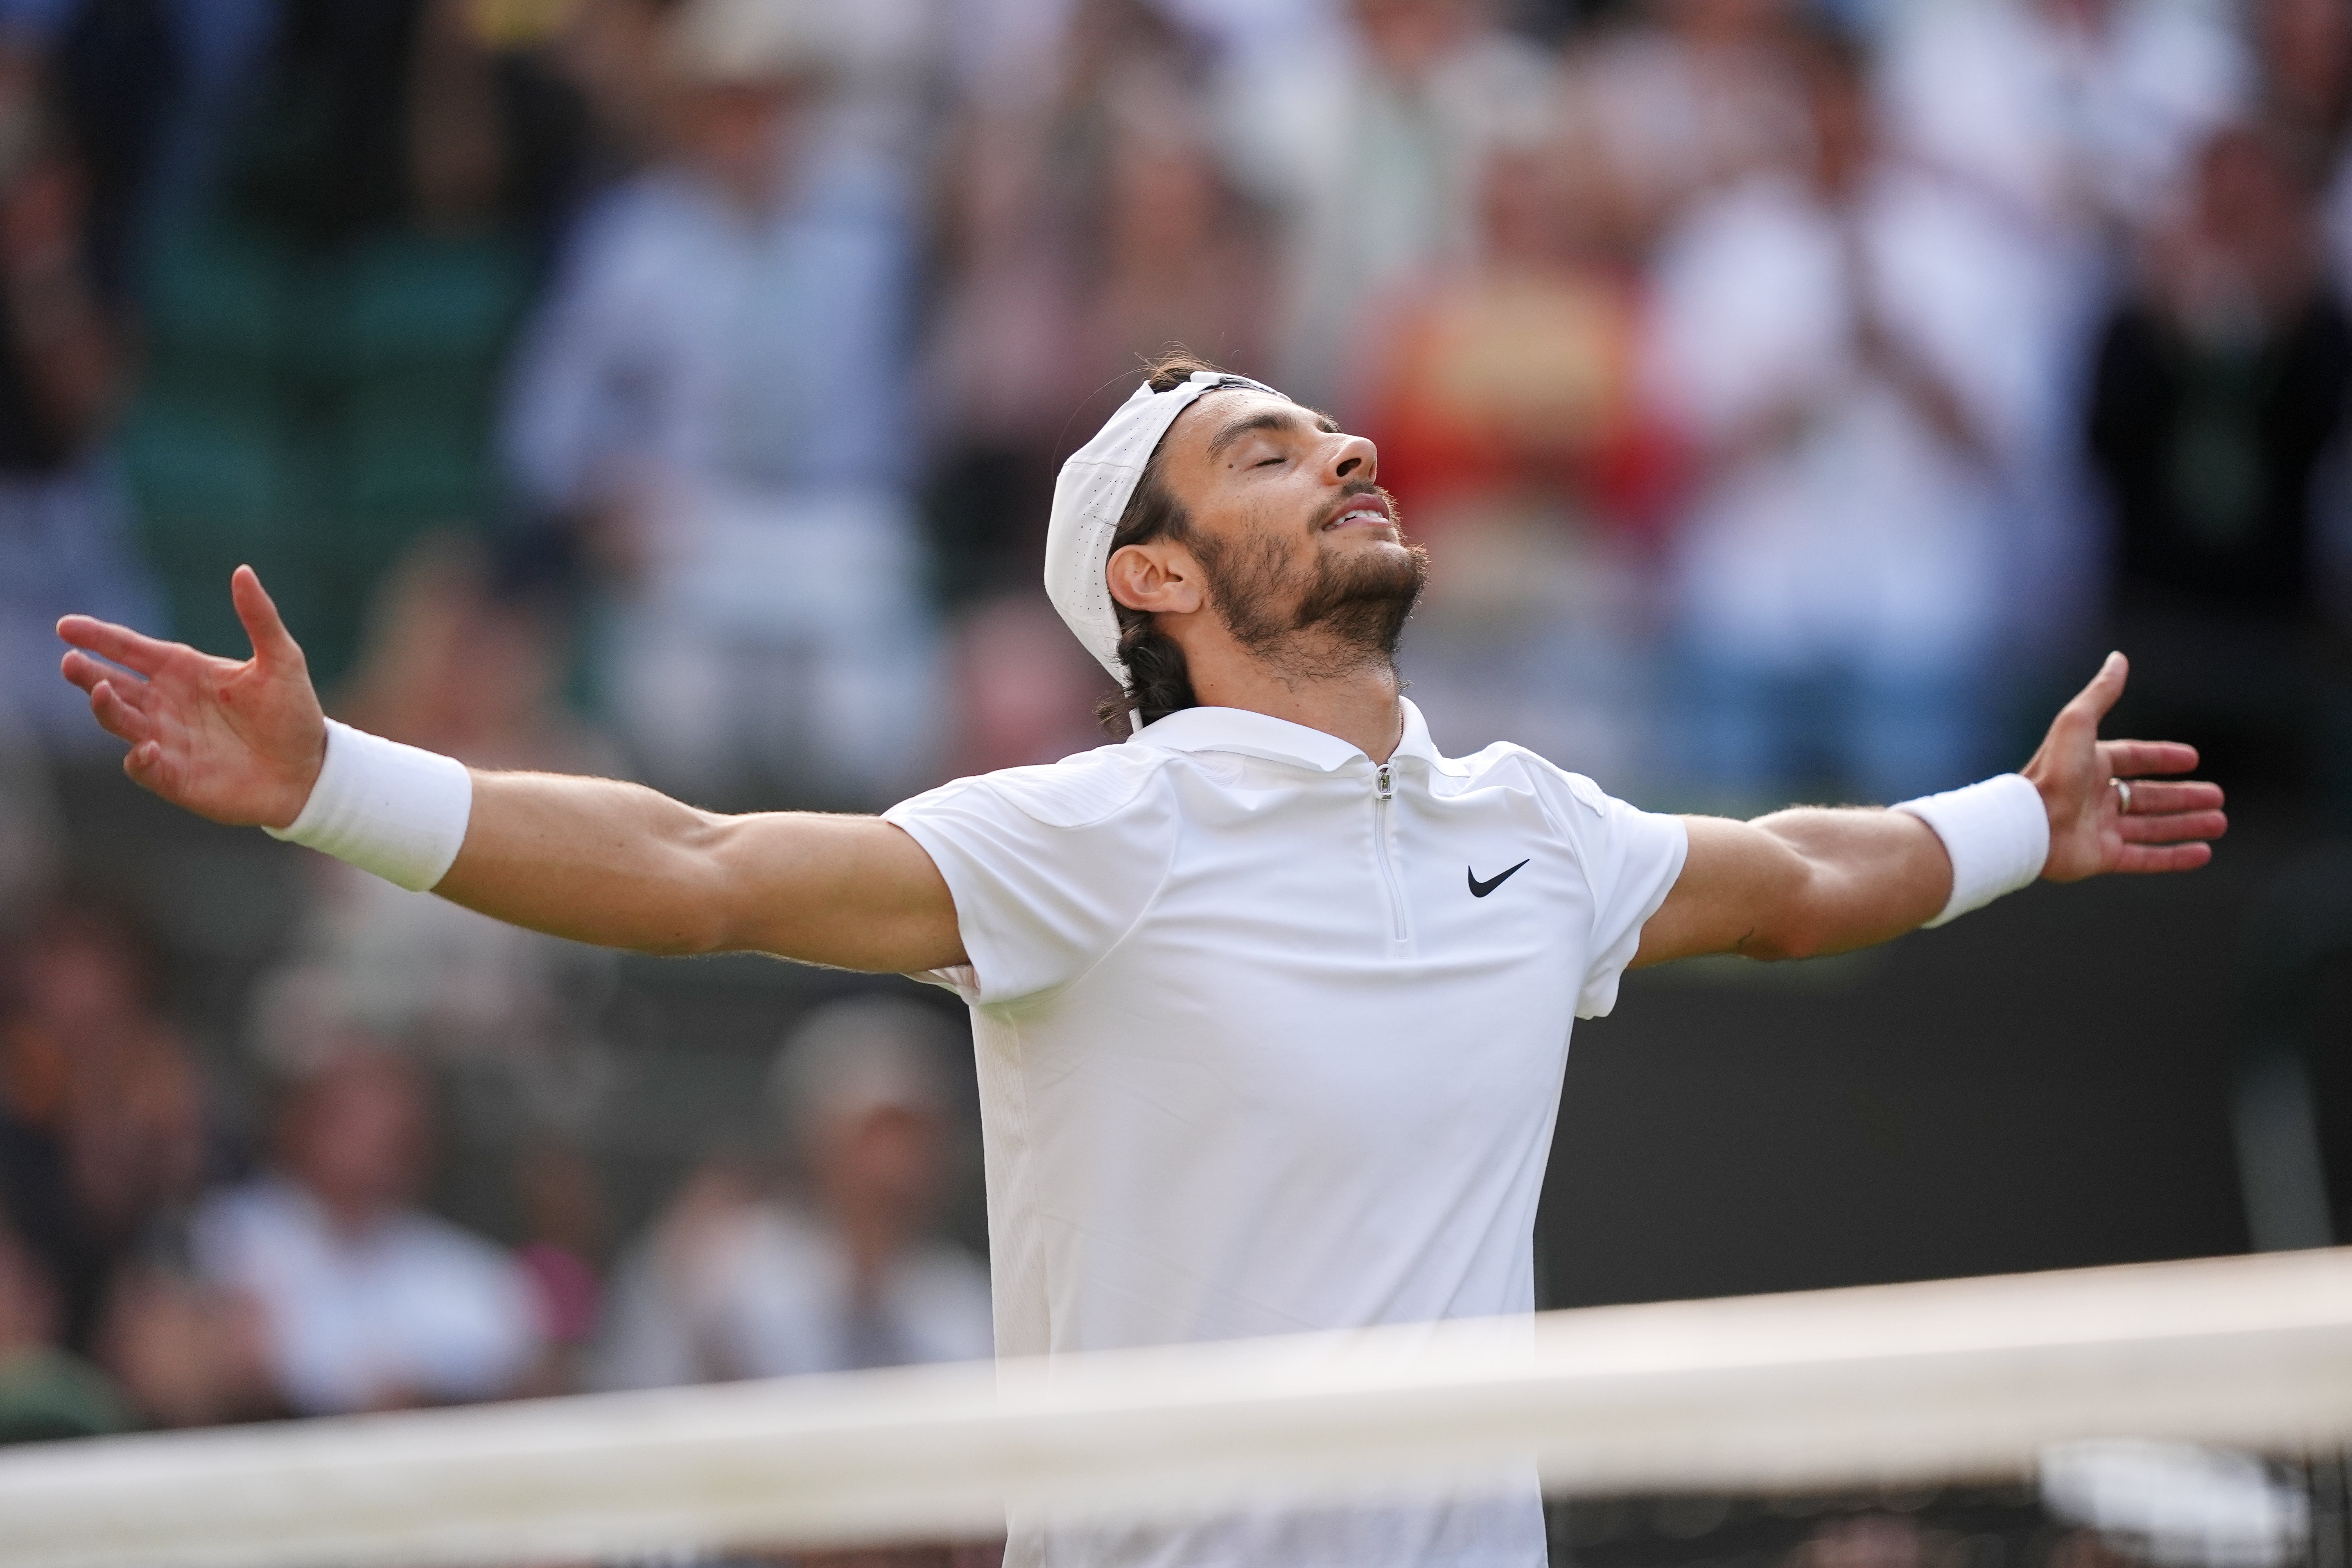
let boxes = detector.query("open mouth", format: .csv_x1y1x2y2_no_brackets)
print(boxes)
1320,495,1396,533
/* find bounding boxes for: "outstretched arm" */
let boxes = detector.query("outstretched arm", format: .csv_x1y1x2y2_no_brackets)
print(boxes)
1632,654,2227,967
58,567,965,972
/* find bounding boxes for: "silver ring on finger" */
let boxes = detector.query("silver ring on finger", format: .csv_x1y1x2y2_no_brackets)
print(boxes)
2113,778,2133,815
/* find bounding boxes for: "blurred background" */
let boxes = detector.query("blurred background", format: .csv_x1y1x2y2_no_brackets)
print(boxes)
0,0,2346,1512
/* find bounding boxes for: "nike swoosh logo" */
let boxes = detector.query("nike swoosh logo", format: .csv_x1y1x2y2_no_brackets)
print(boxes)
1468,859,1530,898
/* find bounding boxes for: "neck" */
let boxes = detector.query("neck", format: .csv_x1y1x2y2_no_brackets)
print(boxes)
1185,645,1406,762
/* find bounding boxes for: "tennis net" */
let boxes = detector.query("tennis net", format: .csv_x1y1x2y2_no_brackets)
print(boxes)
3,1247,2349,1568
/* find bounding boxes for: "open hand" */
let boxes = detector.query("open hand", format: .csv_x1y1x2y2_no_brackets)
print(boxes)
2025,653,2226,882
57,566,326,828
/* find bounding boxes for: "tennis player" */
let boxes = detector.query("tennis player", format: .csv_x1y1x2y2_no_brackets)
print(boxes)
57,353,2223,1567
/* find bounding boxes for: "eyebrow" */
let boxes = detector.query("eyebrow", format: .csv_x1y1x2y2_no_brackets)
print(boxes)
1205,407,1340,461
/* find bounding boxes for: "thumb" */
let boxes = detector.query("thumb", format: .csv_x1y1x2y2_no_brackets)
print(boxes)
230,566,305,672
2066,651,2128,728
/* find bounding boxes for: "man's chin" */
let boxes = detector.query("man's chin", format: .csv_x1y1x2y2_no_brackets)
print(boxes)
1293,538,1429,647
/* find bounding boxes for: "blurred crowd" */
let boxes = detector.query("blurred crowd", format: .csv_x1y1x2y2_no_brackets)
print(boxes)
0,0,2347,1452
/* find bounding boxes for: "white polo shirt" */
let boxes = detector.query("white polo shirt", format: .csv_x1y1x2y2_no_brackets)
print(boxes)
883,699,1688,1567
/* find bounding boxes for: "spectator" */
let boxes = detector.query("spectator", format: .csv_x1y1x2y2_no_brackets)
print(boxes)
2087,123,2352,809
940,594,1116,779
1360,134,1681,777
1873,0,2209,668
502,0,933,807
0,34,160,751
1215,0,1556,415
39,0,280,301
2257,0,2352,321
93,1258,272,1430
0,894,206,1353
510,1139,605,1393
0,1217,127,1443
191,1041,542,1415
1645,25,2046,806
120,0,588,686
1563,0,1808,254
336,532,620,776
1878,0,2250,248
594,998,990,1387
288,535,622,1070
0,707,59,927
924,0,1265,603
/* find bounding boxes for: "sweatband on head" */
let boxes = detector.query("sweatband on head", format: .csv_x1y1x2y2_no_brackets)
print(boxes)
1892,773,2051,927
263,720,474,892
1044,368,1279,681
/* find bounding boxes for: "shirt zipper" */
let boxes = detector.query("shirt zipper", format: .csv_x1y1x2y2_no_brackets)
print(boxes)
1373,762,1409,943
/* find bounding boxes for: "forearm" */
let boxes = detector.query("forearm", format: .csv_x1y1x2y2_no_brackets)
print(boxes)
433,772,962,971
1745,806,1952,959
432,771,743,955
1639,775,2053,968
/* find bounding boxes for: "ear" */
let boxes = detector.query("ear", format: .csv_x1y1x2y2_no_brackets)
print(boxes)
1107,540,1205,616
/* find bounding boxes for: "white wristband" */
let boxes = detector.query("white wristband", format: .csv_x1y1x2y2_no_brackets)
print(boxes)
1891,773,2050,929
263,720,473,892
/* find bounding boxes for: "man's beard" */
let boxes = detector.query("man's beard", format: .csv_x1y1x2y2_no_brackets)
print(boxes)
1193,491,1429,680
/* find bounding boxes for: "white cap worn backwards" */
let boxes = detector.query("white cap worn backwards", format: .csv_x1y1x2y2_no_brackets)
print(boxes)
1044,368,1278,682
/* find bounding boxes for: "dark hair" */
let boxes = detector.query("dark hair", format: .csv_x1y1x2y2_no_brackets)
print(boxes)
1093,349,1238,739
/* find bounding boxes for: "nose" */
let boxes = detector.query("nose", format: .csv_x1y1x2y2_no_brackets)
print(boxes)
1329,431,1377,483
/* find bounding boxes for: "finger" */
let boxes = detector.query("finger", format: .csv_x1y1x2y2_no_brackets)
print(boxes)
2119,809,2229,844
2063,651,2129,724
2113,840,2214,874
230,565,303,670
55,613,175,677
89,679,154,745
122,738,167,790
2113,779,2223,816
2101,740,2200,777
59,648,149,700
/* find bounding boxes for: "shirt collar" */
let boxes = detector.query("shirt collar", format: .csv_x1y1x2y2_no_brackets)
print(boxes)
1133,698,1451,774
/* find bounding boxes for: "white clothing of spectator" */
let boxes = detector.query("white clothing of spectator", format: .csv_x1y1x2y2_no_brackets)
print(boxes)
0,464,160,755
593,999,990,1388
190,1051,540,1415
502,0,934,805
1213,0,1554,413
595,1194,992,1384
1563,0,1812,244
1874,0,2244,670
1879,0,2250,241
192,1177,539,1417
1647,37,2068,802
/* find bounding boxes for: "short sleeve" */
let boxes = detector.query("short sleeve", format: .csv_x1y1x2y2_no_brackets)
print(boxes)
1542,772,1688,1020
882,751,1176,1007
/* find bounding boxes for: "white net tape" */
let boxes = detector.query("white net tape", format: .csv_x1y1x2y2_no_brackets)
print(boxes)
6,1249,2352,1568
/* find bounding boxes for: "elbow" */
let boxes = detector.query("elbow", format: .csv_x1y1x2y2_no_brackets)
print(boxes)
635,924,729,959
631,815,746,957
1740,929,1821,964
1738,905,1834,963
1735,853,1844,962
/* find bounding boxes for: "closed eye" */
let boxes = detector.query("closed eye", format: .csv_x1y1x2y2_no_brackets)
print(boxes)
1254,456,1285,468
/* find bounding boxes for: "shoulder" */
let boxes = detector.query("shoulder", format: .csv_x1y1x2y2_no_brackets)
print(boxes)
731,1204,838,1278
889,743,1174,833
793,143,918,228
190,1177,305,1261
551,174,722,288
1441,741,1618,822
385,1211,529,1297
